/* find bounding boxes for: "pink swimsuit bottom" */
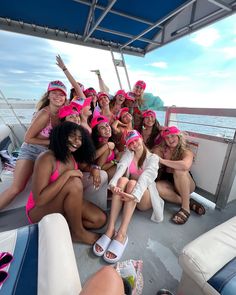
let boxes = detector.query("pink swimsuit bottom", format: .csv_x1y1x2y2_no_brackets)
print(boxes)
25,159,78,223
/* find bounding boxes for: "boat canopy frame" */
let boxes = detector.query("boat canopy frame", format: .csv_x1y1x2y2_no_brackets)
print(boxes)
0,0,236,57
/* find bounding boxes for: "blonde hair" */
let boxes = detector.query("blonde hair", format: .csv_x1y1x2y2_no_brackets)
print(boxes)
132,86,145,107
170,132,189,160
36,92,50,111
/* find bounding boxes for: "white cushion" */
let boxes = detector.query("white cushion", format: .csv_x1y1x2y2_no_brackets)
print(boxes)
179,216,236,288
38,213,81,295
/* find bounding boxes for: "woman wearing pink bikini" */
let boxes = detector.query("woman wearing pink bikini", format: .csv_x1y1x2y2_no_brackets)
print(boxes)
93,130,164,263
0,81,67,210
26,122,106,245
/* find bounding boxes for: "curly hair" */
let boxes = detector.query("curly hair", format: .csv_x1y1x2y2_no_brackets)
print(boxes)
91,125,102,148
49,121,96,164
138,118,161,149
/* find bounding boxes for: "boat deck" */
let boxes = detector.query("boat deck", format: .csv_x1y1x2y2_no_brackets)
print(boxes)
0,190,235,294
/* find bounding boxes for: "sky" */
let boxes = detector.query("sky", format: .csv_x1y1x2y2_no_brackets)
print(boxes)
0,13,236,108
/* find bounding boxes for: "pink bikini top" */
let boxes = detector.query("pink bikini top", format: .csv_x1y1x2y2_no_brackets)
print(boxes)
50,159,78,182
39,109,53,138
106,150,115,163
129,159,144,176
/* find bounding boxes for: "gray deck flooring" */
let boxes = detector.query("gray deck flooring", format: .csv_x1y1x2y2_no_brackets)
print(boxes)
0,193,236,294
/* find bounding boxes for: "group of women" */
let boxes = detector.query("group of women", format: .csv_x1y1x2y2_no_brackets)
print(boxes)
0,55,205,264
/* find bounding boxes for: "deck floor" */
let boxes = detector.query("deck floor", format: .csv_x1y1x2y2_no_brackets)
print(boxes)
0,192,236,294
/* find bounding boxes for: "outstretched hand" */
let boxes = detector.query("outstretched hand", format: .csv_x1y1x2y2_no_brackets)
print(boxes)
56,55,66,70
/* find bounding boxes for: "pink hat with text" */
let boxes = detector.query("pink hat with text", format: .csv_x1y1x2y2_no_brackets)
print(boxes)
117,107,130,120
142,110,156,119
161,126,180,138
91,115,109,129
48,80,67,96
97,92,109,101
115,90,126,97
71,96,92,109
58,105,80,119
125,92,135,101
125,130,142,146
135,80,146,90
84,88,97,97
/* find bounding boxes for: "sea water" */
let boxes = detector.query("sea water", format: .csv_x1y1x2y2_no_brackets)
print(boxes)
0,106,236,139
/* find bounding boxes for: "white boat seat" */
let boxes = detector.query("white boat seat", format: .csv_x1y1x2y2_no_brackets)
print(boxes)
0,213,81,295
178,216,236,295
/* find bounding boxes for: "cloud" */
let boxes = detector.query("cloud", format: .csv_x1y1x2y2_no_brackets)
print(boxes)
8,69,26,74
220,46,236,59
190,27,220,47
150,61,168,69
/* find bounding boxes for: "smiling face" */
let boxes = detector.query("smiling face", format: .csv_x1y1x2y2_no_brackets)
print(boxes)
115,94,125,104
121,111,132,124
99,95,110,108
164,134,179,148
65,114,81,125
128,137,143,152
48,90,66,107
98,122,111,138
143,115,155,127
67,130,82,152
133,85,144,97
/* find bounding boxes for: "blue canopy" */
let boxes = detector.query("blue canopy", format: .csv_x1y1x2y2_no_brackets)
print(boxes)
0,0,235,56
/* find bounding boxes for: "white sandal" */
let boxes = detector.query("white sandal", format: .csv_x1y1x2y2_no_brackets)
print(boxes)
93,234,111,257
103,236,128,264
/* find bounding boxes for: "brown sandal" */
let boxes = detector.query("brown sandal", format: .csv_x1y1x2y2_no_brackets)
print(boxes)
172,208,190,224
190,198,205,215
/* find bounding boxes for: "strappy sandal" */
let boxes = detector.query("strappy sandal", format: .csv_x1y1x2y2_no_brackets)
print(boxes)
172,208,190,224
190,198,206,215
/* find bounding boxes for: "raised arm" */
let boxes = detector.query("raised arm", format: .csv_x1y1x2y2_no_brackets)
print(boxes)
56,55,86,99
93,70,110,93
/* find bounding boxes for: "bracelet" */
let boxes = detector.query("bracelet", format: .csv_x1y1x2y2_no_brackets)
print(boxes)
91,164,101,170
62,68,67,72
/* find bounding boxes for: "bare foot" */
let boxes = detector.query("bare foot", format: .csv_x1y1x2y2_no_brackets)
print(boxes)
95,229,116,253
105,232,126,259
72,229,100,245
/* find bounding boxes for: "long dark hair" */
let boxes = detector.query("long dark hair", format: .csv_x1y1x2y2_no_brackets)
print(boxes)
49,121,95,164
138,118,161,149
91,125,101,148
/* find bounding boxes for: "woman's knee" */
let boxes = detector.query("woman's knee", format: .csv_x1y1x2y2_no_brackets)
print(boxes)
125,180,137,194
117,177,129,187
66,177,83,193
93,211,107,228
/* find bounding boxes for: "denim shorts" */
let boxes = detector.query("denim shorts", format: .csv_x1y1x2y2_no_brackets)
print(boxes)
17,142,48,161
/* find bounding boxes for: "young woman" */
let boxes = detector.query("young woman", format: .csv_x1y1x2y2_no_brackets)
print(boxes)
109,89,126,117
58,103,81,125
0,80,67,210
111,107,133,152
132,80,146,109
97,92,116,124
155,126,205,225
137,110,162,150
26,122,106,244
91,115,118,181
93,130,164,263
71,97,93,133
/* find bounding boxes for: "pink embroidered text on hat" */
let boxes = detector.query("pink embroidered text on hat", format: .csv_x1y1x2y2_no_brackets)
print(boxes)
91,115,109,129
125,92,136,101
115,90,126,97
117,107,129,120
58,105,80,119
125,130,142,146
71,96,92,109
161,126,180,138
48,80,67,96
97,92,109,101
135,80,146,90
142,110,156,119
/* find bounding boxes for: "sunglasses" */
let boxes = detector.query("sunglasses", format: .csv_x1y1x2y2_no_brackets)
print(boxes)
0,252,13,270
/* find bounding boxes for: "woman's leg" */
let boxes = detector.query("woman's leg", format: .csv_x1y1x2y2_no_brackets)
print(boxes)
105,179,136,259
82,200,107,229
94,177,129,253
156,180,182,204
173,170,195,212
80,266,124,295
29,177,99,245
0,159,34,210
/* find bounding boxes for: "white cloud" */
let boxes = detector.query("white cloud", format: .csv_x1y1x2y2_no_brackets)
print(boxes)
220,46,236,59
150,61,168,69
8,69,26,74
190,27,220,47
